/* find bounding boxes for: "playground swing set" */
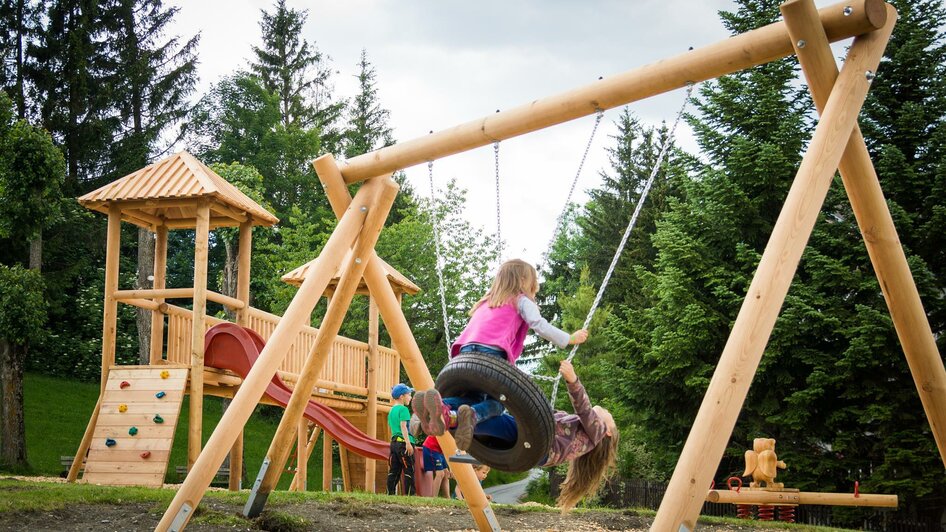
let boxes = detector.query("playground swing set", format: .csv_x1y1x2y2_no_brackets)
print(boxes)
58,0,945,530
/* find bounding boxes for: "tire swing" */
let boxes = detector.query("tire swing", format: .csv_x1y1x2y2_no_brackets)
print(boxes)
435,353,554,472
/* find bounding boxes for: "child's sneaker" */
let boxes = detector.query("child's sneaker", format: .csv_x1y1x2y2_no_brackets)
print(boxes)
454,404,477,452
411,391,429,432
424,389,447,436
409,413,423,438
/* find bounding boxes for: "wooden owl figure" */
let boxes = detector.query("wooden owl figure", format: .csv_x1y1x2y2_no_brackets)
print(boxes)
742,438,787,489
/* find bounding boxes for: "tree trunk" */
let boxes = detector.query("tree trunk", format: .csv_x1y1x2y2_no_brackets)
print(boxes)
136,228,154,364
0,338,28,469
222,238,237,321
28,235,41,271
14,0,26,119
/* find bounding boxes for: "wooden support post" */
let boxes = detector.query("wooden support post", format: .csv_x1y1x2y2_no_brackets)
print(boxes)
294,419,307,491
244,175,398,517
314,154,499,532
290,425,321,491
339,445,351,492
782,0,946,466
323,434,333,491
68,204,122,483
652,15,896,531
336,0,885,184
150,224,168,365
364,296,380,493
156,184,377,532
229,220,253,492
188,200,211,469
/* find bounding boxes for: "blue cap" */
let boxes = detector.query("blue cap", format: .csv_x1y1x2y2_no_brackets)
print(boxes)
391,383,413,399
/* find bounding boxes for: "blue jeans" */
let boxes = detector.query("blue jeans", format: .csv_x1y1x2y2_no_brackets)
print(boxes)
447,344,518,442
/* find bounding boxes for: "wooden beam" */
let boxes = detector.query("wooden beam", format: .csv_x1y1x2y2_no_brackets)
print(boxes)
156,177,376,532
245,175,398,515
365,296,380,493
115,288,194,300
323,434,333,491
652,12,896,531
236,221,253,327
295,419,307,491
339,444,351,492
314,155,499,532
150,225,168,365
337,0,886,184
782,0,946,466
210,201,248,223
188,200,211,469
706,489,897,507
290,425,321,491
69,204,124,483
120,298,163,311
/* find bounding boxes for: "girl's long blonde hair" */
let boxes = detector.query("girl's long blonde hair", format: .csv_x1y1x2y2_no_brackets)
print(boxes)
556,425,620,512
470,259,539,315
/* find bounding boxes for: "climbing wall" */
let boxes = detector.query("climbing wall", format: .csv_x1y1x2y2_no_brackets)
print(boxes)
82,366,188,487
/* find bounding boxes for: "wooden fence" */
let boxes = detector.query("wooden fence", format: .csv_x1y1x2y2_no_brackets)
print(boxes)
159,303,400,400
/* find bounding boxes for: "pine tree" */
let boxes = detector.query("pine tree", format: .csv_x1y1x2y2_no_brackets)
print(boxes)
28,0,116,193
603,0,810,474
250,0,344,150
104,0,197,365
0,0,40,118
343,49,393,158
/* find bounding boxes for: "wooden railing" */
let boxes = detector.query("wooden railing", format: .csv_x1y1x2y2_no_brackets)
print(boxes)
156,303,400,401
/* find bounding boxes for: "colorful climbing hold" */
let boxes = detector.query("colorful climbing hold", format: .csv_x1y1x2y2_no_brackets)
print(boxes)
140,451,151,459
160,370,170,379
120,381,130,389
105,438,117,447
155,391,166,399
128,426,138,436
118,404,128,413
153,414,164,424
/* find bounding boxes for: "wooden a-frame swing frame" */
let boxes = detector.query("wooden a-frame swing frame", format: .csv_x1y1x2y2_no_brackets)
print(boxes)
157,1,945,530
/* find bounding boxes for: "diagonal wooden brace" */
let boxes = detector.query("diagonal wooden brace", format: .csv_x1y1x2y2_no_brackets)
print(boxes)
782,0,946,467
314,155,501,532
652,9,897,532
155,178,385,532
244,174,398,517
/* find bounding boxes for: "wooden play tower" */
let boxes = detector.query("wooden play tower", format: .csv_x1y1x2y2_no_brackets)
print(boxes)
70,150,417,493
153,1,946,531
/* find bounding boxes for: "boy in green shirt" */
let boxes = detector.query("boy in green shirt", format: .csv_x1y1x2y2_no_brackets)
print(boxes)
386,383,416,495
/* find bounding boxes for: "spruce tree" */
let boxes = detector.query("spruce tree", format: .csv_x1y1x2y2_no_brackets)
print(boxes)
343,49,393,158
250,0,343,150
27,0,116,193
105,0,197,365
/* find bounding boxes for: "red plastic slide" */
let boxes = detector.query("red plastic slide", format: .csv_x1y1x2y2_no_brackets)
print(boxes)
203,322,388,461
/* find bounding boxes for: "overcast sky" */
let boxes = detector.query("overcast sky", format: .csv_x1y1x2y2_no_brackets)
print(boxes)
168,0,847,268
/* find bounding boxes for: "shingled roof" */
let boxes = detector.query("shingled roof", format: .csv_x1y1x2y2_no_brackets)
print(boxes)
281,255,421,297
78,151,278,229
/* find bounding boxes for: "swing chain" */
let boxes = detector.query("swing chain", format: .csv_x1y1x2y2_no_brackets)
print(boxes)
428,160,453,355
546,83,696,406
541,108,605,268
494,141,502,260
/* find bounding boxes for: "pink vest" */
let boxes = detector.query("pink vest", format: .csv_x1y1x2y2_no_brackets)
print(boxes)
451,296,529,364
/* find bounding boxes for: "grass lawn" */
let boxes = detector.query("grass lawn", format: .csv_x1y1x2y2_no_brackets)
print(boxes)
15,372,523,490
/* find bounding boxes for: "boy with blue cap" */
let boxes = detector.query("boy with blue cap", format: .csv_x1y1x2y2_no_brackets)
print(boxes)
386,383,416,495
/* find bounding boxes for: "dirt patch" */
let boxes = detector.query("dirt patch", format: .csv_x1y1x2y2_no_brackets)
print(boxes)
0,498,780,531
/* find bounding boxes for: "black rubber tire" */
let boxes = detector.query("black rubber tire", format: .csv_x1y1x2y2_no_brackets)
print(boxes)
435,354,554,472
